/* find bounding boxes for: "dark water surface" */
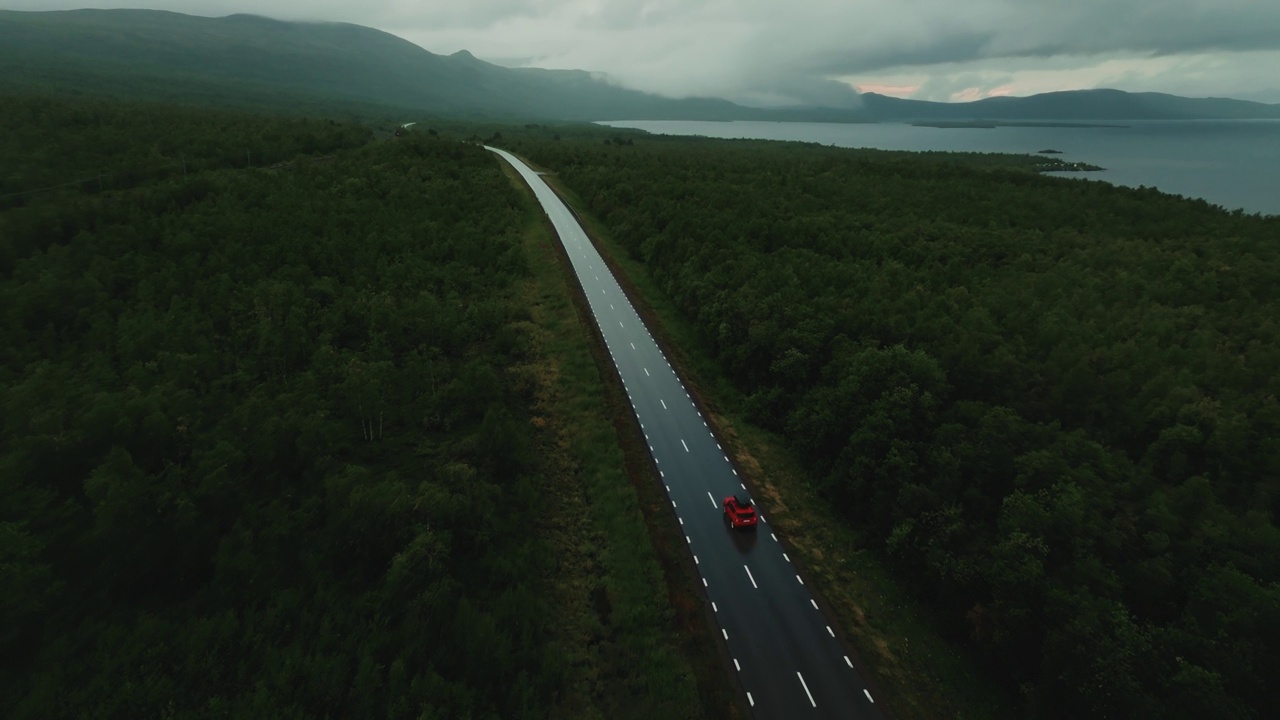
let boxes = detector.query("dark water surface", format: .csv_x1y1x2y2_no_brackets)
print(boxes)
600,119,1280,216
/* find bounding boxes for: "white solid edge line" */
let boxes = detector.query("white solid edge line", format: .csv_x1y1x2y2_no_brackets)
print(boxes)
864,689,874,703
798,672,816,708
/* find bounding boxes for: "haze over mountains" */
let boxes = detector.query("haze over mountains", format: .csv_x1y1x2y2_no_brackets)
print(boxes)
3,9,1279,122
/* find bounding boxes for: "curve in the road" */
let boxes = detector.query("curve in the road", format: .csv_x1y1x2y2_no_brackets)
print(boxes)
488,146,884,720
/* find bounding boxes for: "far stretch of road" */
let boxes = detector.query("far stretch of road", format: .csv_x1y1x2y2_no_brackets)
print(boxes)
488,146,883,720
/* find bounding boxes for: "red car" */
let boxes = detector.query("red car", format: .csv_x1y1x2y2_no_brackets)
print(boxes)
723,493,758,529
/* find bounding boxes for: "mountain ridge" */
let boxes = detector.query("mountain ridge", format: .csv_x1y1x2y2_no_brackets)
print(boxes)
2,9,1278,122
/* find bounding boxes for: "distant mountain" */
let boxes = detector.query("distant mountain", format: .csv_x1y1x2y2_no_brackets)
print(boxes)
860,88,1280,121
2,9,1278,123
0,9,753,121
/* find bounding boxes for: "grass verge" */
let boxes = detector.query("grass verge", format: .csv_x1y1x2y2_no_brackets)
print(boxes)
536,172,1018,720
503,162,739,720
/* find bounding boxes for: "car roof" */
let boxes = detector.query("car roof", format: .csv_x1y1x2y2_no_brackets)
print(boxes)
734,492,751,507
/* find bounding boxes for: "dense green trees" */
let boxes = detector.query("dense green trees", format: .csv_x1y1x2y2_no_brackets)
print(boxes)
1,97,562,718
506,131,1280,718
0,94,371,209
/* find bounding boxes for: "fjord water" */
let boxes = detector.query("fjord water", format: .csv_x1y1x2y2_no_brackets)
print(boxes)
600,119,1280,216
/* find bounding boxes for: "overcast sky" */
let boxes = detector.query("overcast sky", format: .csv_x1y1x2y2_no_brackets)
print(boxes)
6,0,1280,105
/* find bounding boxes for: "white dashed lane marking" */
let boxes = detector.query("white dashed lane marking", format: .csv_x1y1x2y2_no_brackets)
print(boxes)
798,672,816,708
744,566,758,589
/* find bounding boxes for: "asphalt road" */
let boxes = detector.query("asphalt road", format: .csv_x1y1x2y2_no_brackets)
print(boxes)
488,146,884,720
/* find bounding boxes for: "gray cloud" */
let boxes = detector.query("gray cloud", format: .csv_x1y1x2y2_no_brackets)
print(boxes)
3,0,1278,103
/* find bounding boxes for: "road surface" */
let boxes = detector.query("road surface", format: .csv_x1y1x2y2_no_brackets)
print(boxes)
488,146,884,720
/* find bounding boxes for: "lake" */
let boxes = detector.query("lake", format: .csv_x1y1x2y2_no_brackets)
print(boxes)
599,119,1280,216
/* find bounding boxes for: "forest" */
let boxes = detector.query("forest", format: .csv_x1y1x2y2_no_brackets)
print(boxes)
1,95,585,719
6,87,1278,720
503,130,1280,719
